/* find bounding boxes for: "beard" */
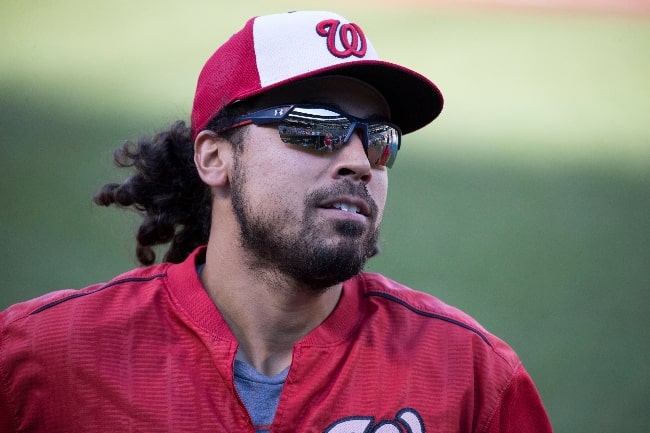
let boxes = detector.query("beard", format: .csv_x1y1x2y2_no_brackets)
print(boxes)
230,158,380,292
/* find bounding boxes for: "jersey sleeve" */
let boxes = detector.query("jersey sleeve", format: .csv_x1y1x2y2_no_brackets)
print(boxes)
0,386,17,432
0,324,17,432
484,364,553,433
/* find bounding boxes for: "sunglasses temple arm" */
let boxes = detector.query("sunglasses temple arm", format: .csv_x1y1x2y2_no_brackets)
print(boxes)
244,105,296,125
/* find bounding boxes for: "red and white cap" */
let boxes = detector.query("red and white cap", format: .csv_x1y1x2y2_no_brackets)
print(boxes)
191,10,443,139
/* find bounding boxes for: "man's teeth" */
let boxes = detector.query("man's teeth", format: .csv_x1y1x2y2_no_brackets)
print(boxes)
332,203,361,214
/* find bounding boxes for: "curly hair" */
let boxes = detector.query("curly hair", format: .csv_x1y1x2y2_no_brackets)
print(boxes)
93,103,251,266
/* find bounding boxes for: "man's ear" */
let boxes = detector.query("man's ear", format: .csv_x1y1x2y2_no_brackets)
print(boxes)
194,130,232,187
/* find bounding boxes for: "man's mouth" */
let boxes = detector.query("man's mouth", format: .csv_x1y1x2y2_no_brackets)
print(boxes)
330,202,362,214
320,197,371,218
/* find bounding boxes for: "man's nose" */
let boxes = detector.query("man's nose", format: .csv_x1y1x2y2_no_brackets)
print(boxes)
330,130,372,183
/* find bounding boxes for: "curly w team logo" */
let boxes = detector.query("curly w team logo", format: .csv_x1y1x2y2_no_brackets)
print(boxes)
324,408,425,433
316,19,368,58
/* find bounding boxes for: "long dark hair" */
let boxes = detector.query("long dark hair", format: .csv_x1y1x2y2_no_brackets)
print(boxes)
93,103,250,266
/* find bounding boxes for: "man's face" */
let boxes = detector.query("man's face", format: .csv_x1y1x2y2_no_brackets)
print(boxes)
230,76,390,291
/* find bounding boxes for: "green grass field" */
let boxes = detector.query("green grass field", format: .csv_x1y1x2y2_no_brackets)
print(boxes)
1,1,648,431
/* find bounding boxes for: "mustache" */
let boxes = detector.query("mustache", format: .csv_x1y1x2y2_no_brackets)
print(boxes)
305,180,379,218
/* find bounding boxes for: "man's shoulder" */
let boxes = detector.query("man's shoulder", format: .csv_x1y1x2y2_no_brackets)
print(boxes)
355,272,521,367
356,271,477,324
1,262,172,328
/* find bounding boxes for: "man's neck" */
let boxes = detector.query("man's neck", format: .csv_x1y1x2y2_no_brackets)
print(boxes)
200,243,343,376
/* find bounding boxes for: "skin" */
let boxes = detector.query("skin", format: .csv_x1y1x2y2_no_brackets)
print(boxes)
194,76,391,376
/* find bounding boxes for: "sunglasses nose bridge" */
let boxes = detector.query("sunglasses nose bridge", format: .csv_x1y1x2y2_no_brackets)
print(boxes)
344,122,369,152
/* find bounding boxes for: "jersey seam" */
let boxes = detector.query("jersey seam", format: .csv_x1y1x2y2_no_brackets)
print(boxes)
364,291,493,348
479,361,523,433
29,273,168,316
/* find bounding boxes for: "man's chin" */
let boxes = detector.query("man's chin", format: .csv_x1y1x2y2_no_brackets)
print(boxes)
295,244,375,291
333,219,366,238
298,271,360,294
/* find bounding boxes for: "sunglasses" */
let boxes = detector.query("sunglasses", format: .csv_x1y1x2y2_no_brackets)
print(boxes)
219,104,402,168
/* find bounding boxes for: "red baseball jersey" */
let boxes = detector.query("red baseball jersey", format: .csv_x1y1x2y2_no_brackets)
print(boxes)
0,247,552,432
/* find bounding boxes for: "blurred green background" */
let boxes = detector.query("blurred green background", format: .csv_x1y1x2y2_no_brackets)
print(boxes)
1,1,648,431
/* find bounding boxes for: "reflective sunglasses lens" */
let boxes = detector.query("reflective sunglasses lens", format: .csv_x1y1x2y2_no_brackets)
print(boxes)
366,124,400,168
278,107,351,152
276,106,400,167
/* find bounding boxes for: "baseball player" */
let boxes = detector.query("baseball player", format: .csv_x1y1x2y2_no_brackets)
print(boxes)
0,10,553,432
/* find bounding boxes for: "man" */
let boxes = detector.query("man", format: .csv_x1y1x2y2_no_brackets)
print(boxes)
0,10,553,433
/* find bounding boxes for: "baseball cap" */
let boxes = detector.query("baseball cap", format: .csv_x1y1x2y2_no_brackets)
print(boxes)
191,10,443,139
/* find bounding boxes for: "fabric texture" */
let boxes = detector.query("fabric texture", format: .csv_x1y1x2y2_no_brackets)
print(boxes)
0,247,552,432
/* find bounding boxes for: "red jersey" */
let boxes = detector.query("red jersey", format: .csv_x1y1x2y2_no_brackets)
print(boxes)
0,247,552,432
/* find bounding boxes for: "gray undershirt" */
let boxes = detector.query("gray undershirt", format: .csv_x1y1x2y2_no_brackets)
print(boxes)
234,359,288,433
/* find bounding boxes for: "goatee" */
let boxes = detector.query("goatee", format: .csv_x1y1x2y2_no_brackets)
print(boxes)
231,162,380,292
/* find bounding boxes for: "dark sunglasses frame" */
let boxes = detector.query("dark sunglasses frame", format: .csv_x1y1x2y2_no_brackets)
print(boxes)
218,104,402,168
